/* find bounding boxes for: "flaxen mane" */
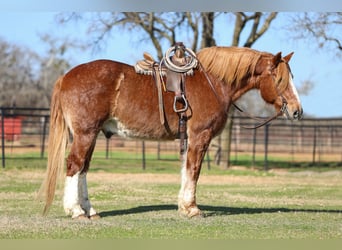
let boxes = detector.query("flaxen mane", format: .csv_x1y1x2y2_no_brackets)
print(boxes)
197,46,290,94
197,46,263,88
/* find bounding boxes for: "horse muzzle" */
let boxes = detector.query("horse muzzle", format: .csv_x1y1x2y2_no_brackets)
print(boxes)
280,101,303,121
292,107,303,120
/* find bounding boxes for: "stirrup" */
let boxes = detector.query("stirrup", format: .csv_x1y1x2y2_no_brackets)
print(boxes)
173,94,188,113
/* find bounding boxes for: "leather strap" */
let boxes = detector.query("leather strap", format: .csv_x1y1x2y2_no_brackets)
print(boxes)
234,101,288,129
152,64,165,125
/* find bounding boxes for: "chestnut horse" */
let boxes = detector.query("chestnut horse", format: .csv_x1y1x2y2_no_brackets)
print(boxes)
39,46,302,219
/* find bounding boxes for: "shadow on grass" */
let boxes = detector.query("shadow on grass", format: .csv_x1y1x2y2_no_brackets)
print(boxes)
200,205,342,217
99,204,178,217
99,204,342,218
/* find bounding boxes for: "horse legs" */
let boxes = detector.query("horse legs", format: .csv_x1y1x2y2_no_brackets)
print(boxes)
178,129,212,217
78,172,99,219
63,132,98,219
78,139,100,219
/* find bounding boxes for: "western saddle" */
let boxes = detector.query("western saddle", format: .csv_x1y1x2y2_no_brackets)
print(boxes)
134,42,198,157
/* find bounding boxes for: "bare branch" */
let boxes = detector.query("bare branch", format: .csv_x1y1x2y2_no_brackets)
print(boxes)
231,12,277,48
232,13,246,46
286,12,342,56
244,12,278,47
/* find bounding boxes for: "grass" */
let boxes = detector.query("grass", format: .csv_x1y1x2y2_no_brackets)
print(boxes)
1,153,342,239
4,150,341,173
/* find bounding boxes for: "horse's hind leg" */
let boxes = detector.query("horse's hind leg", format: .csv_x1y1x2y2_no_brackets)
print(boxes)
178,129,212,218
63,131,98,219
78,139,100,219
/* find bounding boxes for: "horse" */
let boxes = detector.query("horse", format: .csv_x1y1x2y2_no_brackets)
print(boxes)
39,46,303,219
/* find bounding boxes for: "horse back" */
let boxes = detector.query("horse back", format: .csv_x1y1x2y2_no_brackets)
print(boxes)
58,59,179,139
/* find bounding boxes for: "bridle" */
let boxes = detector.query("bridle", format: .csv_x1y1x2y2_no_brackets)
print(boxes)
233,69,291,129
217,59,291,129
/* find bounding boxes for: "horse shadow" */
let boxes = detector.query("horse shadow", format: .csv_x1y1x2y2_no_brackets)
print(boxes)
99,204,342,218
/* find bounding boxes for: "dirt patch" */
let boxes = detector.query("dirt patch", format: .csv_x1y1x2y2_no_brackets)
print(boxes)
3,168,342,188
86,168,342,190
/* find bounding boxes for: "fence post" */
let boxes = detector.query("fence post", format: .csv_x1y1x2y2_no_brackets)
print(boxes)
106,138,109,159
264,124,269,171
206,151,211,170
1,108,5,168
40,116,48,158
142,140,146,170
252,127,257,168
157,142,161,160
312,126,317,165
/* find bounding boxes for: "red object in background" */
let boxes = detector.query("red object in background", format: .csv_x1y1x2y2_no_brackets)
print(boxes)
0,117,22,141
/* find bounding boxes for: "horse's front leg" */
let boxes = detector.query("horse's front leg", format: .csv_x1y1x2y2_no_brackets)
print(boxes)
178,129,212,218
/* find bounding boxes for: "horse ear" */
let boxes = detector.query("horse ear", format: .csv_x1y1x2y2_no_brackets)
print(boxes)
283,52,294,63
272,52,282,67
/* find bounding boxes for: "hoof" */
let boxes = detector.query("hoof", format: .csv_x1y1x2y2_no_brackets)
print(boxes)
89,214,101,220
178,206,204,218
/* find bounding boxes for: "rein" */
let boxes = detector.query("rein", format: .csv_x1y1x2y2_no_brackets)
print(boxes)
234,101,288,129
232,74,291,128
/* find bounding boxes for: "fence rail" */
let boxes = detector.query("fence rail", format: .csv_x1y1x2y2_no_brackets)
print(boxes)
1,107,342,169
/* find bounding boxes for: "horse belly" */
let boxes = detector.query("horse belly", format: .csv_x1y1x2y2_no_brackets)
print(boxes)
102,118,138,138
102,114,178,140
102,117,165,139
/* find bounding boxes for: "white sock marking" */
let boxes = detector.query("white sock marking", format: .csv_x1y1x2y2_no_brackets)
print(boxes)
63,171,85,218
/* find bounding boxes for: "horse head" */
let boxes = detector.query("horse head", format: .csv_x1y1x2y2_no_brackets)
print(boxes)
258,52,303,120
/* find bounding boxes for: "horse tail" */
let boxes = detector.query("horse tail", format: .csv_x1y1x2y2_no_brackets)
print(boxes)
38,76,68,215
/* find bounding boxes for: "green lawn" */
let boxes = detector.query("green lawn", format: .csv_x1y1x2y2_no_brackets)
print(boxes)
0,155,342,239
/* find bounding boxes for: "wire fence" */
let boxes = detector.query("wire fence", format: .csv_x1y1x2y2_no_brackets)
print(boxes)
1,107,342,170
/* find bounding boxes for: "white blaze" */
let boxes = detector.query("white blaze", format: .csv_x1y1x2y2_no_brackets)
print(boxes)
288,73,301,104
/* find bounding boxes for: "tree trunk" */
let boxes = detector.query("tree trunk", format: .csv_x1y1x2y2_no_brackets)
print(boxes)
200,13,216,48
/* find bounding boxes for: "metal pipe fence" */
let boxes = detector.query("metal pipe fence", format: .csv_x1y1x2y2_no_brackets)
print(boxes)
230,117,342,169
1,107,342,169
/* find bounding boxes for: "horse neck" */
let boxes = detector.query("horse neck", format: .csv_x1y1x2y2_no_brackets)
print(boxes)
230,78,257,102
202,71,232,111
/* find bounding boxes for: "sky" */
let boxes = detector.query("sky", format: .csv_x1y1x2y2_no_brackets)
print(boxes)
0,12,341,118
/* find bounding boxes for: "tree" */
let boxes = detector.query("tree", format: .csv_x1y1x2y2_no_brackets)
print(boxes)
287,13,342,57
37,34,82,106
0,39,39,107
0,36,74,108
57,12,202,59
